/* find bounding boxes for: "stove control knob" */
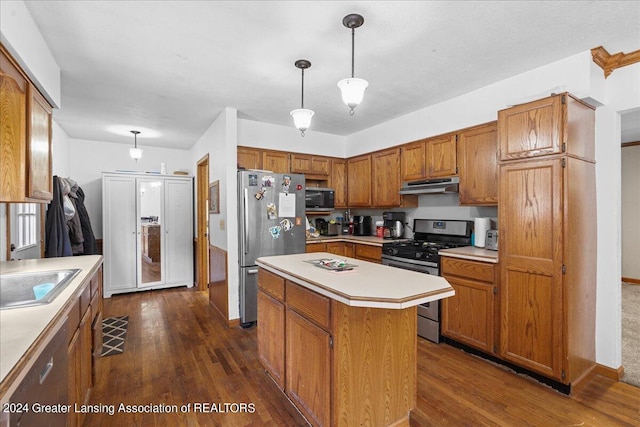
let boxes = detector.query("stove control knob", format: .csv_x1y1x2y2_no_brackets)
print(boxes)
389,248,399,256
415,251,423,259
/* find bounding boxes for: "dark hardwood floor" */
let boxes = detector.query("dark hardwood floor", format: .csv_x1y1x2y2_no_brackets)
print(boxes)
86,287,640,426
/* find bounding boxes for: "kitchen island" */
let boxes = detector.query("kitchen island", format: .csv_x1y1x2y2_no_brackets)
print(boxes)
256,252,454,427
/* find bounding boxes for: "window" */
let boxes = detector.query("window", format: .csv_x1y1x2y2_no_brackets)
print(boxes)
16,203,37,249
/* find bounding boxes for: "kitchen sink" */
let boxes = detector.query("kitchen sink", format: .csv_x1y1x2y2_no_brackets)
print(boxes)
0,269,81,310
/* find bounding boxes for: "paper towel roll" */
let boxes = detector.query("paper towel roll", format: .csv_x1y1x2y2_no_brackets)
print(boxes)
474,217,491,247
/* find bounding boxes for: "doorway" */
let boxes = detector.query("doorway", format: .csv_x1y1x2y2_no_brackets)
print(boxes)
196,155,210,291
3,203,45,261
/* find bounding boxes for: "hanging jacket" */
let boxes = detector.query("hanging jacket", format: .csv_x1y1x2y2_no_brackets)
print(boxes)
45,176,72,257
74,185,97,255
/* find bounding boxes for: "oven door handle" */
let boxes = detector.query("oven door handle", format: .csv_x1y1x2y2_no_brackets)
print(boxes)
382,258,436,274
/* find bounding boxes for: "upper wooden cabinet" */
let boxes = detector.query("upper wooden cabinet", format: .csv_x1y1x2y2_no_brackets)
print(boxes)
498,93,595,162
372,148,401,207
262,150,290,174
427,133,458,177
330,158,347,208
400,132,458,181
237,146,262,170
0,44,53,203
457,122,498,206
346,154,372,207
290,154,330,178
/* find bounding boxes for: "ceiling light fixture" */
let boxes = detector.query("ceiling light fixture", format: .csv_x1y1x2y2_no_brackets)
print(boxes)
337,13,368,115
129,130,142,161
290,59,314,137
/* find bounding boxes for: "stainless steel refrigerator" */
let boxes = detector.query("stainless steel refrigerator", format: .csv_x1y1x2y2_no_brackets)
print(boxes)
238,170,306,325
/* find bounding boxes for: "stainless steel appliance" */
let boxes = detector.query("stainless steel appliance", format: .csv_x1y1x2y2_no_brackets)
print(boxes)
238,170,306,326
352,215,372,236
382,211,405,239
485,229,498,251
381,219,473,342
305,187,335,212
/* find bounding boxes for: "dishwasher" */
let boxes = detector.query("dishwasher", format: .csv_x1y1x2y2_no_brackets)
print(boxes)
9,320,68,427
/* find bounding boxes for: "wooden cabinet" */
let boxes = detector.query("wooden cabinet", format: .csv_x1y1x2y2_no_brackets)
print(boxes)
458,122,498,205
497,93,594,162
0,44,52,203
498,93,596,387
441,257,497,354
290,154,330,178
257,269,286,389
401,140,427,181
347,154,372,207
306,242,326,253
262,150,290,173
237,146,262,170
325,241,346,256
354,244,382,263
372,148,401,207
426,133,457,177
330,158,348,208
142,224,161,262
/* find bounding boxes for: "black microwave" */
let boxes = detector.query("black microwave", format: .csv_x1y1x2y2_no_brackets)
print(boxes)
305,188,335,212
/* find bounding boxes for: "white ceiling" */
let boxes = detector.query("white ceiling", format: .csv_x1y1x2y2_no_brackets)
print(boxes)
23,1,640,149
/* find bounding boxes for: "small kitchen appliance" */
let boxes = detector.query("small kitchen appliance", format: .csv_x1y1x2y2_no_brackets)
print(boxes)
381,219,473,343
382,211,406,239
352,215,372,236
485,229,498,251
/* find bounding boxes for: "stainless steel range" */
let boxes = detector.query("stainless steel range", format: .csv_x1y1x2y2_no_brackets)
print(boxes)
382,219,473,342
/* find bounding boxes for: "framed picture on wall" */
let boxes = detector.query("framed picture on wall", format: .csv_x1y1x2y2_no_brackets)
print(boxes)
209,181,220,214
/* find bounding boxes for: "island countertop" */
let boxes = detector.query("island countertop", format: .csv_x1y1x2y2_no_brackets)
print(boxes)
256,252,454,309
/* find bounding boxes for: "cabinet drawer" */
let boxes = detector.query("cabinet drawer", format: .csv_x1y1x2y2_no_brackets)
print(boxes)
286,281,331,330
258,268,285,301
67,297,81,344
355,244,382,262
441,257,495,283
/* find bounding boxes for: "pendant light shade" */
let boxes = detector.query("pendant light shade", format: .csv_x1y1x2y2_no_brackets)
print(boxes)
338,13,368,115
290,59,314,136
129,130,142,161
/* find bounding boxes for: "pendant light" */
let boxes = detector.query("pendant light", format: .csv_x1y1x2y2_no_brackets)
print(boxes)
337,13,368,115
129,130,142,161
290,59,314,136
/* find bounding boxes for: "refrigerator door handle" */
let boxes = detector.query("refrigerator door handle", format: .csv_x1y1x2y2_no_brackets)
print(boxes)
243,188,250,254
247,269,259,275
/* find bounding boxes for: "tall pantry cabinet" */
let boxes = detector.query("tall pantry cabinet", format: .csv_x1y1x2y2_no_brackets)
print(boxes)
497,93,596,388
102,172,194,297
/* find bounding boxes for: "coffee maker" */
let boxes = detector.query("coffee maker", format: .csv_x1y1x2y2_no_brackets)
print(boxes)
383,211,406,239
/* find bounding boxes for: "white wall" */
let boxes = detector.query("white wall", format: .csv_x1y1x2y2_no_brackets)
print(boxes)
621,145,640,280
52,120,72,177
0,0,60,107
68,138,192,239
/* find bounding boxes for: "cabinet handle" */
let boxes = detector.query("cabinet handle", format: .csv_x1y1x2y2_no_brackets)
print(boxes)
243,189,250,254
247,269,259,275
39,357,54,384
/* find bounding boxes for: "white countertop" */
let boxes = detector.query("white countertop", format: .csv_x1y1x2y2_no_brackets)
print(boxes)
438,246,499,263
0,255,103,384
256,252,454,309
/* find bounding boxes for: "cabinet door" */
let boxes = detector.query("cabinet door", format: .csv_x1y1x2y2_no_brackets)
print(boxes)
354,244,382,263
286,308,331,427
67,330,81,427
441,276,495,353
401,140,426,181
458,122,498,205
290,153,312,173
372,148,401,207
0,46,27,202
237,147,262,170
305,242,326,253
330,158,348,208
347,154,372,206
311,156,330,176
499,158,564,381
498,94,563,161
164,178,193,286
258,290,285,389
263,150,290,173
427,134,457,177
27,85,52,201
103,176,137,294
325,242,344,256
79,308,93,405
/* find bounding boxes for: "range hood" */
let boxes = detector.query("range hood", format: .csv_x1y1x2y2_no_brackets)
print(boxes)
399,177,459,195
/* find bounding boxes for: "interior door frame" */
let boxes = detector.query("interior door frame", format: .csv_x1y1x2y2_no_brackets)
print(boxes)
196,154,209,291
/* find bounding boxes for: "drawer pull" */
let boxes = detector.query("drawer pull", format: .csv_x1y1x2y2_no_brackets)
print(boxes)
39,357,54,384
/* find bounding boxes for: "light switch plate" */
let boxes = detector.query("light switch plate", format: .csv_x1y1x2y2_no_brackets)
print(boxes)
219,219,225,230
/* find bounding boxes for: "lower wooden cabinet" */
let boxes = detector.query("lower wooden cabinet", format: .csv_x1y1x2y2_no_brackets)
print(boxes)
257,290,285,390
441,257,497,354
354,244,382,263
306,242,326,253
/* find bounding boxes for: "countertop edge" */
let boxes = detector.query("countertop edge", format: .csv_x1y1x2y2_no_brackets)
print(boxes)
257,259,454,309
306,236,402,247
438,249,499,264
0,256,103,401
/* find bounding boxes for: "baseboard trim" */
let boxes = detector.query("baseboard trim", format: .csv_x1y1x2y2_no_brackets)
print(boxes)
228,318,241,328
593,363,624,381
622,276,640,284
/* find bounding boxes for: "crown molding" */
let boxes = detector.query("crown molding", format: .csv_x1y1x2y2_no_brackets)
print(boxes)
591,46,640,78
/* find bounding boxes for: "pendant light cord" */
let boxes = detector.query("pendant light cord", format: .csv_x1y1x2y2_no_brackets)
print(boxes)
351,27,355,78
301,68,305,109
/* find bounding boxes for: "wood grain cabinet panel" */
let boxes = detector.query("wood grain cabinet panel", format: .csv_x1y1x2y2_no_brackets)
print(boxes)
258,268,285,300
372,147,401,207
458,122,498,205
262,150,290,174
27,85,52,200
330,158,348,208
305,242,326,253
347,154,372,207
237,146,262,170
257,290,286,390
426,133,458,177
290,154,330,178
286,281,331,330
354,244,382,263
401,140,426,181
325,241,345,256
